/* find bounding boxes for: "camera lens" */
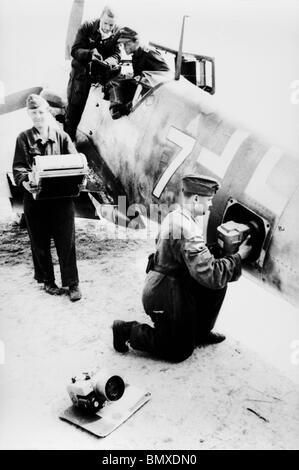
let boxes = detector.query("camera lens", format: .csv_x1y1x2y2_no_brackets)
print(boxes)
105,375,125,401
93,371,125,402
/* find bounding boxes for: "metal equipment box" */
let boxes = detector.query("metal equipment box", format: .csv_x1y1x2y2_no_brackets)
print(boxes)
29,153,88,200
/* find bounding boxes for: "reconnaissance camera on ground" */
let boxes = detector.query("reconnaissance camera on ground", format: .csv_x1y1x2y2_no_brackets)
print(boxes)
67,370,125,413
61,369,150,437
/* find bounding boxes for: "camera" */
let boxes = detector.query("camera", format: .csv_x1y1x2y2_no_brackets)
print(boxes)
67,370,125,413
216,220,251,255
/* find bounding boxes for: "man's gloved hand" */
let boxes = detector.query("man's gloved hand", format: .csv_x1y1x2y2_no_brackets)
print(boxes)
238,235,252,260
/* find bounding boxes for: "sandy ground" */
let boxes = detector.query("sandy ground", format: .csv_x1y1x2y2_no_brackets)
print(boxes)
0,218,299,450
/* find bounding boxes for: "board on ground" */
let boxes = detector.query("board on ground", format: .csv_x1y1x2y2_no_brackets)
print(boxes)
59,384,151,437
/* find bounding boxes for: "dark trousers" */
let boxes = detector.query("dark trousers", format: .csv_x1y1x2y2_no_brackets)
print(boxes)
64,70,91,141
106,78,139,119
129,272,227,362
64,66,121,138
24,193,79,287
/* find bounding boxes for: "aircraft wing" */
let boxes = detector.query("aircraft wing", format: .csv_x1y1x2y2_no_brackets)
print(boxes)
0,87,43,115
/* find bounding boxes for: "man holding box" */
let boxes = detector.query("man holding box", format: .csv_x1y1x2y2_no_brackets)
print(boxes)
13,94,81,301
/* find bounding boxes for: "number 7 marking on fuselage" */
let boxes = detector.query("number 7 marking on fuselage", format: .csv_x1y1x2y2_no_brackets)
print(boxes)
152,127,196,199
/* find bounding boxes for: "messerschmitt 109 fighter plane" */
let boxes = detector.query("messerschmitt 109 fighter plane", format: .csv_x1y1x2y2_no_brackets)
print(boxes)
1,0,299,309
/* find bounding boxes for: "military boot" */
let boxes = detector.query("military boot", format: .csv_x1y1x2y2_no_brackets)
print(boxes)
201,331,226,345
69,283,82,302
44,282,63,295
112,320,136,353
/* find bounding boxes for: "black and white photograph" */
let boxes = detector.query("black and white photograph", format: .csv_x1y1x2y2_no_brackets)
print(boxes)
0,0,299,452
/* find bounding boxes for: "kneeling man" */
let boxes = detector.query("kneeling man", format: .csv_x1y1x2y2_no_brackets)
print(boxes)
113,175,252,362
